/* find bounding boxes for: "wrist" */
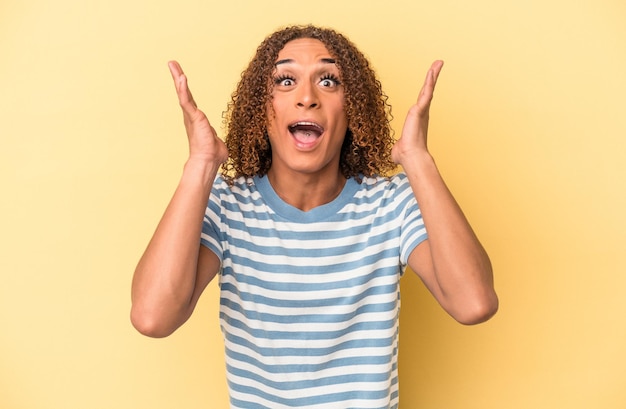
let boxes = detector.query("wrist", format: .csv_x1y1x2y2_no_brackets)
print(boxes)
397,149,435,173
182,157,222,186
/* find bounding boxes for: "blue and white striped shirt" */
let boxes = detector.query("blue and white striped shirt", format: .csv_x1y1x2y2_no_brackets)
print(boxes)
201,173,427,408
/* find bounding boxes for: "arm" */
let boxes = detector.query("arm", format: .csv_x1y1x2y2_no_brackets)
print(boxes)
130,61,228,338
392,61,498,325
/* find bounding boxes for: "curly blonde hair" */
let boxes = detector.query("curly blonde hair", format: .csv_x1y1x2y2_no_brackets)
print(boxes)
221,25,396,181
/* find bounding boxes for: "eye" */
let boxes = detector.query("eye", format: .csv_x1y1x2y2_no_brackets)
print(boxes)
319,74,341,88
274,74,295,87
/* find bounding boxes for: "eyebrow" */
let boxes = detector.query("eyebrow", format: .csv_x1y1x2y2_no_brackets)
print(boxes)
275,58,336,66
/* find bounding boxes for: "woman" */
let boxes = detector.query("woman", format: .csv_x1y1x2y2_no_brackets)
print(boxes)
131,25,498,408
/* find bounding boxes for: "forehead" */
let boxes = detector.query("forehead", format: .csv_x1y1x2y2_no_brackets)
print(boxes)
276,38,333,62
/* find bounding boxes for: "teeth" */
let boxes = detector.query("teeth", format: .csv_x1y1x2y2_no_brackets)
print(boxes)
289,122,323,131
289,121,323,144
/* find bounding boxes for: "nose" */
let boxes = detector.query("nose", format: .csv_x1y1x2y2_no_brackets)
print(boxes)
296,81,319,109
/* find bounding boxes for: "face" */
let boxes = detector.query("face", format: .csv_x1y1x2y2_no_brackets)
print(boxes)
266,38,348,179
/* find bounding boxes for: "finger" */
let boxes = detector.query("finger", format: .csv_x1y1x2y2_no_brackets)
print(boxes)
167,60,198,111
416,60,444,111
168,60,188,97
420,60,443,99
168,60,183,81
430,60,444,85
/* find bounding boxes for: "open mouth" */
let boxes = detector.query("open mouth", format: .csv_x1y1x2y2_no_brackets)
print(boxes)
288,121,324,145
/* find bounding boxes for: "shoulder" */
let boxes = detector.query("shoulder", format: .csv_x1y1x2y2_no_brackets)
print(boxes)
212,175,257,195
353,173,411,197
208,175,261,212
341,173,414,215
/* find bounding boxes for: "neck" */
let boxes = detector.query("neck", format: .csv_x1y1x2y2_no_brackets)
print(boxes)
266,168,346,212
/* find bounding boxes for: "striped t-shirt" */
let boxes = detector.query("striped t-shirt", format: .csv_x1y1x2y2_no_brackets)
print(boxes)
201,172,428,409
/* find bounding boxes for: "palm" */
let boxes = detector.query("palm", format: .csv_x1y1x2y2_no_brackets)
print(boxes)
168,61,228,164
391,60,443,165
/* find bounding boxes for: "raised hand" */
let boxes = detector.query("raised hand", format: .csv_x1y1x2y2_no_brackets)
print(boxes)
131,62,227,338
391,60,444,165
168,61,228,165
392,60,498,325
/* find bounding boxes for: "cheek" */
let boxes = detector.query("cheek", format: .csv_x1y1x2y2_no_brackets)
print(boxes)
269,93,287,111
265,103,279,135
334,95,348,127
335,108,349,134
267,96,288,121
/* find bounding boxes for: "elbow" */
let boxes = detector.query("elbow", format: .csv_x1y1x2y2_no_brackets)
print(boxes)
130,305,178,338
453,291,499,326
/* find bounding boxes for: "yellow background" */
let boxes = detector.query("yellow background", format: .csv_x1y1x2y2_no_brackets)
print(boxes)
1,0,625,408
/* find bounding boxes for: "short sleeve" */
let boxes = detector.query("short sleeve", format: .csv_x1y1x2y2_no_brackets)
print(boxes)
200,178,225,261
397,175,428,266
